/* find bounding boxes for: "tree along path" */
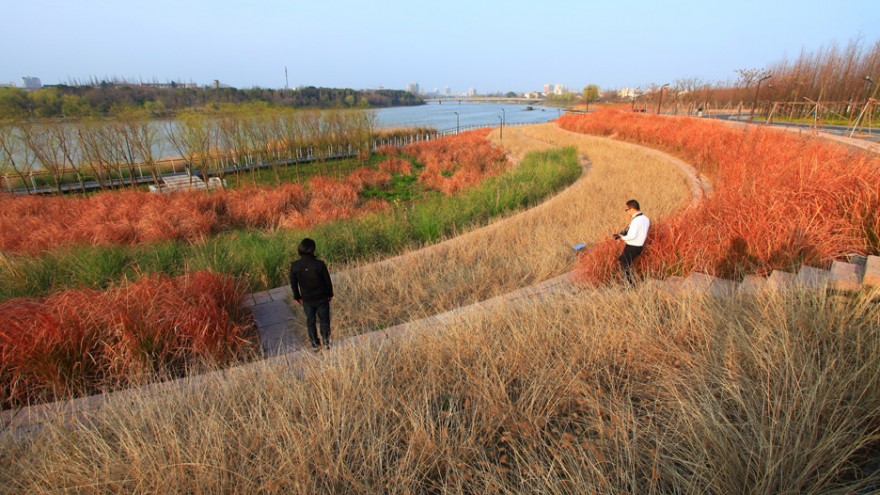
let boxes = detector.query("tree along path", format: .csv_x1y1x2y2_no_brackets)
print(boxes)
1,123,707,441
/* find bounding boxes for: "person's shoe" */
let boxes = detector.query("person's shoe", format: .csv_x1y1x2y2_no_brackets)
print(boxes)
311,345,321,353
323,344,331,351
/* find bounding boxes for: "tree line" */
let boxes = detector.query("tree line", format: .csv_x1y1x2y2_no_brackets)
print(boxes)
0,107,388,194
0,85,423,120
598,37,880,121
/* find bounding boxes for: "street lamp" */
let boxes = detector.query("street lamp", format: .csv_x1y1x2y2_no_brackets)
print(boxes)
453,111,460,134
748,73,772,123
656,83,669,115
850,76,875,137
501,107,505,127
498,115,503,141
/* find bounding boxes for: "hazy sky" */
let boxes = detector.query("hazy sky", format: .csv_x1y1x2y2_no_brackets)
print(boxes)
4,0,879,94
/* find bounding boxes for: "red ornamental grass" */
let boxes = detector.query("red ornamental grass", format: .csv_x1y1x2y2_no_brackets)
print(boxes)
224,183,307,228
378,157,413,176
561,110,880,285
345,167,392,190
0,161,389,253
0,271,254,409
403,129,508,195
375,144,400,157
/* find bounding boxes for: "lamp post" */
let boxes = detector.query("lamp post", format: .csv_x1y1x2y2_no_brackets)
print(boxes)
850,76,873,125
850,76,875,137
453,111,460,134
498,115,503,141
748,73,772,123
656,83,669,115
501,107,505,127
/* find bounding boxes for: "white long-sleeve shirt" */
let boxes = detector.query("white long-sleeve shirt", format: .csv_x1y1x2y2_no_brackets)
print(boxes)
621,212,650,247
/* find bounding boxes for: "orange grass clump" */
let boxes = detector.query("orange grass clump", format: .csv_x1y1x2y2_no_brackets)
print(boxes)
558,110,880,284
403,128,508,195
0,171,385,254
0,271,254,409
345,167,392,190
378,156,413,176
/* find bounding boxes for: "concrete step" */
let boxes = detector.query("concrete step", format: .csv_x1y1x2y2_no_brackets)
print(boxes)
796,265,830,290
766,270,797,293
830,260,864,292
679,272,736,298
865,256,880,289
737,274,767,296
661,275,686,295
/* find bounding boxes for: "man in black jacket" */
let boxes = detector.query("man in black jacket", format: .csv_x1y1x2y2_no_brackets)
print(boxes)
289,238,334,351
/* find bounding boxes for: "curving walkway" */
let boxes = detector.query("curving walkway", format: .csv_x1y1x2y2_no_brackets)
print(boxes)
249,124,710,355
0,124,710,442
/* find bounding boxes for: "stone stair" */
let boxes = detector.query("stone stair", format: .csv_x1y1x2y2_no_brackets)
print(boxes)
147,175,226,193
660,255,879,298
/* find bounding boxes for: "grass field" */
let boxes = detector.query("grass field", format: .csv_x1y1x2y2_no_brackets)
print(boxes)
4,287,879,493
4,122,878,493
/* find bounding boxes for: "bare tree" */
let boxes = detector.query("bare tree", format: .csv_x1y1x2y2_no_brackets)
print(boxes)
0,122,36,193
166,111,213,187
19,121,68,194
77,120,113,190
49,123,87,194
217,110,251,186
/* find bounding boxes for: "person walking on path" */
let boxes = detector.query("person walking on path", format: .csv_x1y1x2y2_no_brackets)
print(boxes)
289,238,334,351
613,199,650,285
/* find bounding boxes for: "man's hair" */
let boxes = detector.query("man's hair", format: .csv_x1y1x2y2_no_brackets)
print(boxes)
626,199,640,211
298,238,317,256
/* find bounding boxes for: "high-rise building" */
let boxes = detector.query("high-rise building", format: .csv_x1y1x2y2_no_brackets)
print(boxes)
468,88,476,97
22,76,42,89
553,84,566,95
444,85,451,97
543,83,552,94
406,82,420,95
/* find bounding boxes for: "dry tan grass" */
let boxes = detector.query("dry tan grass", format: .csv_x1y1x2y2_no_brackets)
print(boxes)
327,123,695,334
5,287,879,493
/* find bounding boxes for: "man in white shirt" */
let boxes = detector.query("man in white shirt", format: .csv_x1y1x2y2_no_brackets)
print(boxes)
613,199,650,285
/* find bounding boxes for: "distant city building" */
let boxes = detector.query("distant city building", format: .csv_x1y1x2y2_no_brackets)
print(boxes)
525,91,542,99
444,85,451,97
468,88,476,97
140,81,199,89
543,83,552,94
406,82,420,95
22,76,42,89
618,87,638,99
553,84,566,95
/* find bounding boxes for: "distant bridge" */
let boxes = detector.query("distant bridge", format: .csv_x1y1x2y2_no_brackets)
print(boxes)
425,97,543,105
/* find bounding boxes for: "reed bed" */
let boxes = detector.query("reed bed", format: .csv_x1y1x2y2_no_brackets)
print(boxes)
0,271,255,409
558,110,880,284
325,124,693,335
4,287,879,493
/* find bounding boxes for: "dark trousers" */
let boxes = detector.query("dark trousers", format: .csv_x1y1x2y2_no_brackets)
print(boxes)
619,244,644,285
302,299,331,347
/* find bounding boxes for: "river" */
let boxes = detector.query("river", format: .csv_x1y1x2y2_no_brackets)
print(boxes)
375,101,560,130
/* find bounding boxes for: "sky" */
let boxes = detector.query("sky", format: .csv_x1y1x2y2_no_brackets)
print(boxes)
4,0,880,94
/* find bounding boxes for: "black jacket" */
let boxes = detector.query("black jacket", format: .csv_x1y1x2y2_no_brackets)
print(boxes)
289,255,334,303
